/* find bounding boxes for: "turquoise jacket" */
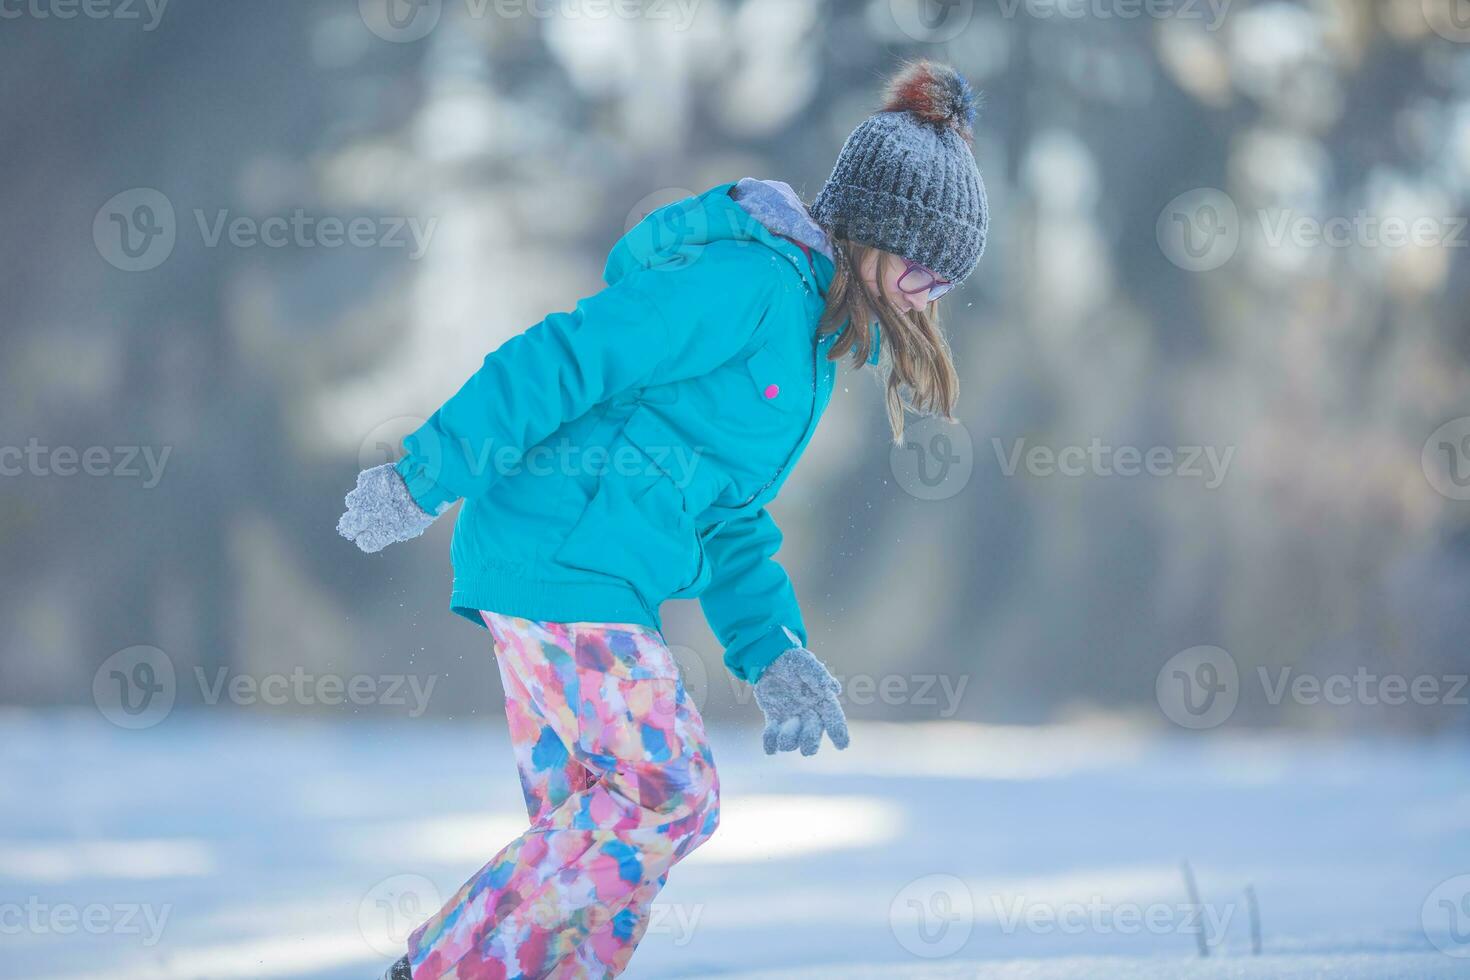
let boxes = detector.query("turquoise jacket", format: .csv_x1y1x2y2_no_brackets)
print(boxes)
396,181,874,684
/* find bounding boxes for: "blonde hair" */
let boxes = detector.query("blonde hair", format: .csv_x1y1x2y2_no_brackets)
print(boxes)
817,238,960,445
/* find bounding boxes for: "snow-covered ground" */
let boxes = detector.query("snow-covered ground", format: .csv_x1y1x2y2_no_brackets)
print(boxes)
5,711,1470,979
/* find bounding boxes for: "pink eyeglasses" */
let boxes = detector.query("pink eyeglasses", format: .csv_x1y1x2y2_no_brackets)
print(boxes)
897,259,954,302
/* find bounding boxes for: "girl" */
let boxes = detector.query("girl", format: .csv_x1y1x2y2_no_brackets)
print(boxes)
339,59,988,980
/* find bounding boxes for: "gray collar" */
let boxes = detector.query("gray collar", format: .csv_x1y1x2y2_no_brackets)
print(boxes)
731,177,833,261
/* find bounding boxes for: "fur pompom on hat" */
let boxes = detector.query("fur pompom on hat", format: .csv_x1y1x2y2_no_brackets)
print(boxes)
811,60,988,286
882,59,978,140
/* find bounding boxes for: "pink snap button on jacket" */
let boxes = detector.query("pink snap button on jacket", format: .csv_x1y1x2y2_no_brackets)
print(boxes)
764,384,779,399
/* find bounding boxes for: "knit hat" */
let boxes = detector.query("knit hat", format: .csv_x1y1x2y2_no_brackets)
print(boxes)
810,60,988,286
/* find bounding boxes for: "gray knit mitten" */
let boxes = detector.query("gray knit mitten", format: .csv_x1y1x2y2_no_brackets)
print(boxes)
337,463,446,554
753,643,850,756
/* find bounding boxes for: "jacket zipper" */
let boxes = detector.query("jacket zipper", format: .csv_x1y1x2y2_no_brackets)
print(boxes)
736,238,825,509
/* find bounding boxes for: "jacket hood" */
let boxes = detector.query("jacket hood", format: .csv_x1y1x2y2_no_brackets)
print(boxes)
730,177,833,261
603,182,883,367
604,182,830,292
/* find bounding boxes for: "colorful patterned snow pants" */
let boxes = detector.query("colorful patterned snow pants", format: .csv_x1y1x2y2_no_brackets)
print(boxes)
406,611,721,979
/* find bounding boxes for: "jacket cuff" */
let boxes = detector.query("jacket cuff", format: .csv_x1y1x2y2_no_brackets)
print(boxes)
394,455,457,517
724,623,806,686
